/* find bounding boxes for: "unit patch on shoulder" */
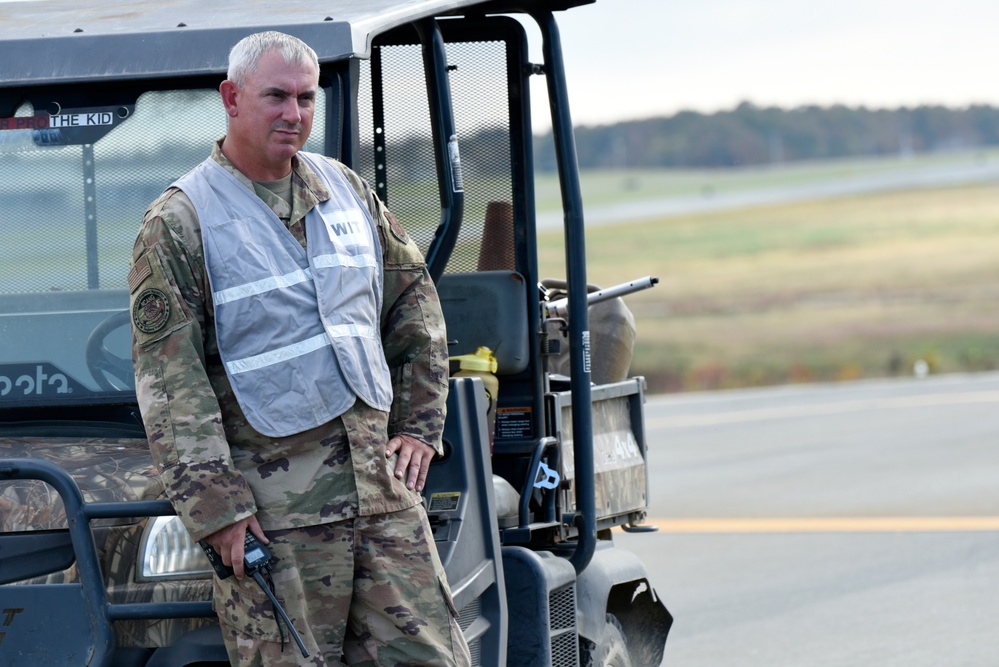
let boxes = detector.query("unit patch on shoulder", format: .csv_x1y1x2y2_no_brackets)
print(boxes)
133,288,171,334
385,210,409,243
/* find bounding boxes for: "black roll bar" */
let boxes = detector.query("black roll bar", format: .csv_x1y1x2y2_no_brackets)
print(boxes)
0,458,214,663
532,10,596,573
414,18,466,283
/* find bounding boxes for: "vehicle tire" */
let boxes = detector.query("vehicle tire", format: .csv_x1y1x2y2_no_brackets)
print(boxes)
581,614,633,667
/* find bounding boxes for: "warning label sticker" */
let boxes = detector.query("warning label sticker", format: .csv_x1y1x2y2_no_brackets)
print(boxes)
496,406,532,440
428,492,461,512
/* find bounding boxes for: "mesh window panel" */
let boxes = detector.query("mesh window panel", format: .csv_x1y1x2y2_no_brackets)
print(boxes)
0,89,325,395
0,95,216,295
2,112,92,294
94,91,228,292
357,45,437,251
357,37,514,275
1,89,326,297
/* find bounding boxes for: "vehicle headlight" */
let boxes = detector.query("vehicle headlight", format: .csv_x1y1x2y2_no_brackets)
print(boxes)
138,515,213,581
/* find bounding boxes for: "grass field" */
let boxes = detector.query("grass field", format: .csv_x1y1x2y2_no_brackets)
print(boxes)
535,160,999,393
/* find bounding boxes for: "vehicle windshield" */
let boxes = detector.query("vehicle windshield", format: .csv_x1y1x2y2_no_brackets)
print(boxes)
0,86,326,408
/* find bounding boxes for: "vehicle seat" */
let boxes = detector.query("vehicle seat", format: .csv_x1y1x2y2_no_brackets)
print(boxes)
437,270,529,376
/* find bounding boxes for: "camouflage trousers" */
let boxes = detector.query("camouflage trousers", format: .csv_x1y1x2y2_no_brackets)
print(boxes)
214,504,472,666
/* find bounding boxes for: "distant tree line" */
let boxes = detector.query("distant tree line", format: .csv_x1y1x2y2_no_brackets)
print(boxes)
533,102,999,170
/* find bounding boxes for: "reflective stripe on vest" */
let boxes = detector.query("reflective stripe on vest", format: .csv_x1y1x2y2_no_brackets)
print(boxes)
174,152,392,437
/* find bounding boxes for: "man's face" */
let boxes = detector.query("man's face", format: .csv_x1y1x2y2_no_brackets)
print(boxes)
225,49,318,175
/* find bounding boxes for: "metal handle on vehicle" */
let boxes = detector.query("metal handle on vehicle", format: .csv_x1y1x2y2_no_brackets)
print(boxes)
518,436,560,529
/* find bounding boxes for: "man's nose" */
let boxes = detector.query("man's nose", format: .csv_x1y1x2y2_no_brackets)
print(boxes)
282,98,302,123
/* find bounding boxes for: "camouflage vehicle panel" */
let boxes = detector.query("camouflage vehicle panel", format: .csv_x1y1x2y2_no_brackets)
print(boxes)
548,380,652,529
0,438,215,648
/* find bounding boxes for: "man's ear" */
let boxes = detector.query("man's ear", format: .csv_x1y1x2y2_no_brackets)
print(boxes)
220,80,239,117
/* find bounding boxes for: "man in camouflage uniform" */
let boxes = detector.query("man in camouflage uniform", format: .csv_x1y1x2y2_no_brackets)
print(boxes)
129,31,471,667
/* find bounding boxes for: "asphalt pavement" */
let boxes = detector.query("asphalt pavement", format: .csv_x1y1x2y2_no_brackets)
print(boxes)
618,372,999,666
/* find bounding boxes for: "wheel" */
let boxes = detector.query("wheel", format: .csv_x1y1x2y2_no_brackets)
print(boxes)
85,310,135,391
581,614,633,667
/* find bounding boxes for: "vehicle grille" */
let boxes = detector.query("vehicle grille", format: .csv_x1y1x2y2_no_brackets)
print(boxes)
457,595,483,666
549,583,579,667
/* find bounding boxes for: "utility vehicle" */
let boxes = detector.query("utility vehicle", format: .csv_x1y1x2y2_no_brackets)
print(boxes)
0,1,672,664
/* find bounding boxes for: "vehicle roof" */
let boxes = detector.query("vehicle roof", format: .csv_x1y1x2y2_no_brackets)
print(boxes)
0,0,591,87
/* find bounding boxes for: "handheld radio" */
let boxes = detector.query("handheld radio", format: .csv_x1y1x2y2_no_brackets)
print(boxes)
200,532,310,658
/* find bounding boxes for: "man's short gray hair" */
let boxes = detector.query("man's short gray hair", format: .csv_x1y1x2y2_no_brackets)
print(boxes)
227,31,319,86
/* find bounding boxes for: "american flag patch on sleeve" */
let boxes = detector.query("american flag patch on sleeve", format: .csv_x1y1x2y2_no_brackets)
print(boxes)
128,254,152,293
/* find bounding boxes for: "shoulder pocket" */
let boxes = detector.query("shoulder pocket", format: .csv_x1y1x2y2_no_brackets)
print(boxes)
129,244,193,347
379,212,425,269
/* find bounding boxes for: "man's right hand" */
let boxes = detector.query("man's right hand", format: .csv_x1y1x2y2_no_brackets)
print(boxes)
203,515,269,580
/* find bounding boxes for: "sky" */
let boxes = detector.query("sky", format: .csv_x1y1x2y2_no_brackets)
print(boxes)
524,0,999,128
4,0,994,130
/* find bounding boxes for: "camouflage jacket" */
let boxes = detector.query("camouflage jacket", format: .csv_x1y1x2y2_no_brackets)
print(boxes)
129,141,449,541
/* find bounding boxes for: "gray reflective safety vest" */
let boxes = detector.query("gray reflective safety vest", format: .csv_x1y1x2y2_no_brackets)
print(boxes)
174,152,392,437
